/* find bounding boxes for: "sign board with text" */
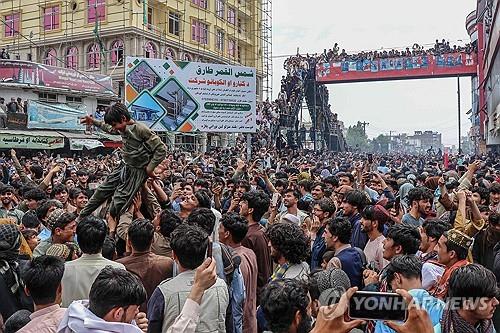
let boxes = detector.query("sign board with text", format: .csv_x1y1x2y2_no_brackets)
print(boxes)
316,52,477,83
0,130,64,149
125,57,256,133
0,60,114,95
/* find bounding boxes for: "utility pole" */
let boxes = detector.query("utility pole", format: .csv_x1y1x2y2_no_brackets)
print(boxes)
360,121,369,136
389,130,395,152
313,79,317,151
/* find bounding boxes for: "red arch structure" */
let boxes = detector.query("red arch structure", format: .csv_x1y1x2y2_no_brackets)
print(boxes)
316,51,477,84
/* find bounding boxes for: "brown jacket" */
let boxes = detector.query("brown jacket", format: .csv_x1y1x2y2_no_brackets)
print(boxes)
117,251,174,312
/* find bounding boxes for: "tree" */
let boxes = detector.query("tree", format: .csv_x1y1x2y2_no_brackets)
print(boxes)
372,134,390,153
346,121,368,151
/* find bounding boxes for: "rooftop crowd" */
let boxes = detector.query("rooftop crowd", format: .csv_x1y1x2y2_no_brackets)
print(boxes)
304,39,477,64
0,99,498,333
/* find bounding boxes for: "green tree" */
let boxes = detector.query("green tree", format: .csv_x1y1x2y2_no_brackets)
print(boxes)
372,134,390,153
346,121,369,151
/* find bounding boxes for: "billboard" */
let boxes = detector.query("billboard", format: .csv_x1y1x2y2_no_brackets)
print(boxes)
316,52,477,83
0,60,113,95
0,130,64,149
27,100,87,130
125,57,256,133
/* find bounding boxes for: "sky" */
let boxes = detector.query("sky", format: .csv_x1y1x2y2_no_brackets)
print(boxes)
271,0,477,146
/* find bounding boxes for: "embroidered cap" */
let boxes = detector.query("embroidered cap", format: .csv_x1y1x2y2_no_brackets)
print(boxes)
446,229,473,250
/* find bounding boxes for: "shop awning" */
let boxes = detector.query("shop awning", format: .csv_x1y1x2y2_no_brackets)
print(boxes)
57,131,104,150
94,131,122,142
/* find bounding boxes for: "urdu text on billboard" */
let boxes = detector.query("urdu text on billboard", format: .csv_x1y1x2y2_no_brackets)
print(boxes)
0,60,113,95
125,57,256,133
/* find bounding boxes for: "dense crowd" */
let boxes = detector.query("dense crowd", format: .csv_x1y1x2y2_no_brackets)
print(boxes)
298,39,477,65
0,101,498,333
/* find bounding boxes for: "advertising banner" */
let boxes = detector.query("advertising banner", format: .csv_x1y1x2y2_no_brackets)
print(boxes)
6,113,27,129
69,139,104,150
0,60,113,95
0,130,64,149
125,57,256,133
27,100,87,130
316,52,477,83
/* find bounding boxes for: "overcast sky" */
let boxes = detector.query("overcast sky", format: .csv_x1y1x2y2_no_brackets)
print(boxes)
271,0,477,146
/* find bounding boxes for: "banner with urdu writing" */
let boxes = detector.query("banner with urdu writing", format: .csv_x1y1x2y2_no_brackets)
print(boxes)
0,132,64,149
125,57,256,133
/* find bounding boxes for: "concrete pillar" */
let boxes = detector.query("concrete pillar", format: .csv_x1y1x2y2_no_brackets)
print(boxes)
221,133,229,147
166,132,175,150
199,132,208,153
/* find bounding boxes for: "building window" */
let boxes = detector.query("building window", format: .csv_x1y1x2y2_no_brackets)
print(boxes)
182,53,192,61
216,0,224,18
147,7,153,30
227,7,235,25
165,47,176,59
66,96,83,104
38,92,57,103
4,12,20,37
192,0,207,9
43,5,60,31
66,46,78,69
237,18,245,34
237,45,241,62
110,39,124,65
228,39,235,57
88,0,105,24
191,19,208,45
144,41,156,58
87,43,100,69
216,29,224,51
44,48,57,66
168,12,180,36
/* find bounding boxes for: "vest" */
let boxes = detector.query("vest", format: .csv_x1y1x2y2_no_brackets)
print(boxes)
158,270,229,333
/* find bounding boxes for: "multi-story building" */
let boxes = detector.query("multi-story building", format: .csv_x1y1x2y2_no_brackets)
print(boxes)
481,0,500,151
469,0,499,152
406,130,443,153
0,0,271,151
0,0,271,102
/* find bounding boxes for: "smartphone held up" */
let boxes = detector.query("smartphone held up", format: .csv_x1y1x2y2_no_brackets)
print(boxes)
348,291,407,321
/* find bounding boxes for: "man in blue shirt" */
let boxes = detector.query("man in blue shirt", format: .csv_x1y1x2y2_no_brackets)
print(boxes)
310,198,336,270
375,255,445,333
323,217,364,288
341,190,370,249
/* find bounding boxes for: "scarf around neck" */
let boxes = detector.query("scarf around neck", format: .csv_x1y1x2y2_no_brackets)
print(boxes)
441,309,494,333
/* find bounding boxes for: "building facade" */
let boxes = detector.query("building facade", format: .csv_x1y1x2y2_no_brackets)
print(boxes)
0,0,269,101
406,131,443,153
481,0,500,150
470,0,500,151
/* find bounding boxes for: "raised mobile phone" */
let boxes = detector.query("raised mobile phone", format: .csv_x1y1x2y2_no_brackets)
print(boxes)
271,193,280,206
367,154,373,164
349,291,407,321
206,240,213,258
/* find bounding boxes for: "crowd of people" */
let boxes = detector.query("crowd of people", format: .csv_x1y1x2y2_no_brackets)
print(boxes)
302,39,477,64
0,97,28,128
0,100,498,333
255,52,322,149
